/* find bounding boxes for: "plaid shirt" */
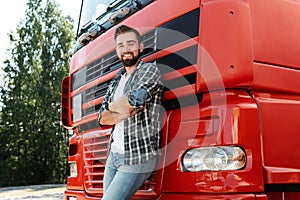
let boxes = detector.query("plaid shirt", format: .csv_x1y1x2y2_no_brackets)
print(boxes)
98,61,163,165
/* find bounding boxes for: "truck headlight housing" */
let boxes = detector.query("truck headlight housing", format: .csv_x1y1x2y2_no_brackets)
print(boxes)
69,161,78,177
181,146,246,172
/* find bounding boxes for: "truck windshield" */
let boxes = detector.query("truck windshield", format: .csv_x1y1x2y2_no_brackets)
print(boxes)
79,0,112,29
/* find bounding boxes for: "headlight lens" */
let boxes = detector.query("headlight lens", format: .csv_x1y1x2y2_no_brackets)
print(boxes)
181,146,246,172
69,162,78,177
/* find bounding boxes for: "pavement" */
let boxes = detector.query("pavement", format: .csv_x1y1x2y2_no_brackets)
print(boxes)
0,184,65,200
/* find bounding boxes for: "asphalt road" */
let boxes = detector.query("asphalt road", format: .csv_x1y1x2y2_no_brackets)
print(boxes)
0,184,65,200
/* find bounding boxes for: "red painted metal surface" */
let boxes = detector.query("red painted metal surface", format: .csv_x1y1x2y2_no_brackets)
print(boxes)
161,90,263,193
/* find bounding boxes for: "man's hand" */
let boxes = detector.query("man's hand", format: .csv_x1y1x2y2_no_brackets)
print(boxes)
99,95,140,126
99,110,116,125
109,96,135,114
99,110,131,125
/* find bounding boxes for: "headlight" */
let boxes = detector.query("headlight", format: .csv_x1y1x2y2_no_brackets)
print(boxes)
181,146,246,172
69,161,78,177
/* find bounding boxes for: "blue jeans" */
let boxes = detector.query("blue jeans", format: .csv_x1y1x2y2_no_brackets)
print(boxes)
102,152,158,200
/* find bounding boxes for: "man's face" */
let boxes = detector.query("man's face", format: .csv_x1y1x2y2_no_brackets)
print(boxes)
115,32,143,67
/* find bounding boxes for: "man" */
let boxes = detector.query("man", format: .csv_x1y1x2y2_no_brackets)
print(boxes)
98,25,163,200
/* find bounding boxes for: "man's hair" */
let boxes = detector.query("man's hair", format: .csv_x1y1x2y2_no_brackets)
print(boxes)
114,25,142,44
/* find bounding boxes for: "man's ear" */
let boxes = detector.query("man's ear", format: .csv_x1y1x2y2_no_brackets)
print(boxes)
139,42,144,53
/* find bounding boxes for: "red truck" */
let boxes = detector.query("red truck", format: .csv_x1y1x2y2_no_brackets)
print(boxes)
61,0,300,199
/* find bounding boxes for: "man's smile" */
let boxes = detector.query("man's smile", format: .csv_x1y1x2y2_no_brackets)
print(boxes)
121,52,134,59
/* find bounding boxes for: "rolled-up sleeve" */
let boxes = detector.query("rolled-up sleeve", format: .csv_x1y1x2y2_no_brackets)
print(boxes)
127,88,148,108
125,63,162,109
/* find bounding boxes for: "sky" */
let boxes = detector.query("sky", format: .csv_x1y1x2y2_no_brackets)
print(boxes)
0,0,82,86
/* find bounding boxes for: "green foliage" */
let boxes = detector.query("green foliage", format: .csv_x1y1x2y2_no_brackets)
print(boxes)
0,0,75,186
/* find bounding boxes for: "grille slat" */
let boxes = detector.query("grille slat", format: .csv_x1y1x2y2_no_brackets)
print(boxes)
85,172,104,176
84,157,107,161
84,141,107,147
85,165,105,169
85,180,104,184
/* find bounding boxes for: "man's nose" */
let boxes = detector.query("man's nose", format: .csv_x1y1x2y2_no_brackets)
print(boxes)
124,45,131,52
118,46,130,54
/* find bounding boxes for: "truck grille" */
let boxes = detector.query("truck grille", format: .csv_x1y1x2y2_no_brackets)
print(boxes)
83,132,109,192
82,132,158,195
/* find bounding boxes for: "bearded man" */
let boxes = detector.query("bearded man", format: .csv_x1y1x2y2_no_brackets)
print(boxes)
98,25,163,200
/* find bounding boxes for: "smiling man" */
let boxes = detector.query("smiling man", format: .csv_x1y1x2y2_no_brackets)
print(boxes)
98,25,163,200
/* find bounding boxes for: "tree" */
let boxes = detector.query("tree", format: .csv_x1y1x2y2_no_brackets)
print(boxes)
0,0,75,186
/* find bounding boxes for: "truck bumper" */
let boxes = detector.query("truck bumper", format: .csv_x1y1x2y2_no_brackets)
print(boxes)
65,190,268,200
64,190,100,200
157,193,268,200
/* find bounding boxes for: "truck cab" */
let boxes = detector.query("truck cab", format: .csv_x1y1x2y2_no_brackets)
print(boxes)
61,0,300,199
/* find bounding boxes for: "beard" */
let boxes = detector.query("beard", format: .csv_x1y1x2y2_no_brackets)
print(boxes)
120,50,141,67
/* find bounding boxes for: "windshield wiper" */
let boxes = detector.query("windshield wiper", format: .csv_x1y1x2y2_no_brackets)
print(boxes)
109,0,124,8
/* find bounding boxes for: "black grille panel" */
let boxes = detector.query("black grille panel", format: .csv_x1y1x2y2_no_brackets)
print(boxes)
83,80,111,104
86,52,120,83
164,73,197,91
71,53,120,92
157,45,198,74
157,8,199,50
78,120,99,133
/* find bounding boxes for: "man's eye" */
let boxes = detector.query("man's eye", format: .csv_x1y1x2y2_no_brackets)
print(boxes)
117,45,124,48
128,42,136,46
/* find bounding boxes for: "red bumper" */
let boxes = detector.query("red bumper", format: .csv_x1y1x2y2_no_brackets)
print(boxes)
65,190,268,200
